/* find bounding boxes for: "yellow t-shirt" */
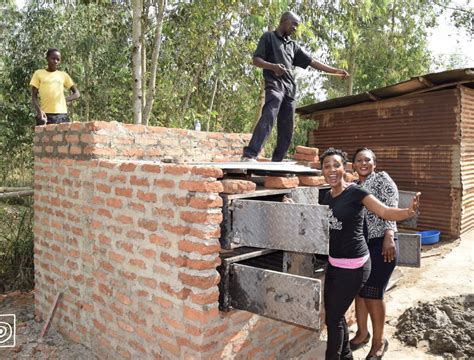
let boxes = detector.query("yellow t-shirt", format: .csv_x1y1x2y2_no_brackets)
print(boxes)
30,69,74,114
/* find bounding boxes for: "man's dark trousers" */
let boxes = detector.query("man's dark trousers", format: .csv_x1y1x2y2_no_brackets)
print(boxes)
243,88,296,162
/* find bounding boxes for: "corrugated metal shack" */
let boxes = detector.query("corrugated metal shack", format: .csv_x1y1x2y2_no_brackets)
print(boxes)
297,68,474,239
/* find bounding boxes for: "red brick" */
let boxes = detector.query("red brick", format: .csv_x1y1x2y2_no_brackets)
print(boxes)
178,240,221,255
98,208,112,218
138,276,157,289
126,230,145,240
178,272,220,289
137,190,157,202
115,187,133,197
100,261,114,273
295,145,319,156
149,234,171,248
152,207,174,218
160,252,186,267
141,164,161,173
119,270,137,281
188,196,223,209
179,180,223,193
98,283,113,296
152,295,173,309
109,251,125,263
116,215,133,225
163,223,190,235
117,320,134,333
119,163,137,172
185,257,221,270
129,258,146,269
106,198,123,208
180,211,222,224
183,305,219,324
298,175,327,186
116,292,132,305
131,176,149,186
153,179,175,188
191,166,223,178
141,248,157,258
162,194,187,206
221,179,256,194
138,218,158,231
160,283,190,300
136,327,156,343
191,291,220,305
264,176,299,189
110,175,127,183
130,202,145,212
118,242,134,253
159,339,181,357
163,164,191,175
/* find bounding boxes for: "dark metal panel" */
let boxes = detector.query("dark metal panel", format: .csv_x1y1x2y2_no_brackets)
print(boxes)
308,88,462,238
231,200,329,254
397,233,421,267
229,264,321,329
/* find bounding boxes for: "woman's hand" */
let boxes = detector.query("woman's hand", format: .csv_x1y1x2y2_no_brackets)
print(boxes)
282,195,294,204
381,231,396,263
407,192,421,217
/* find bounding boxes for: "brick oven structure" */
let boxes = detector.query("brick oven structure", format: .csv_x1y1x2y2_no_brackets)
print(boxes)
33,121,321,359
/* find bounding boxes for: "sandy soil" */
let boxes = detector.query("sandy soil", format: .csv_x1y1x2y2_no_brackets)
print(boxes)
0,231,473,359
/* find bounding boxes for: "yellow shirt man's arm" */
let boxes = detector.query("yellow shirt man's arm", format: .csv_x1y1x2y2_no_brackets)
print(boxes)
30,70,47,123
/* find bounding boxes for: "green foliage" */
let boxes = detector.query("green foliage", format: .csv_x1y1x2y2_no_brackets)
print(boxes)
0,203,34,291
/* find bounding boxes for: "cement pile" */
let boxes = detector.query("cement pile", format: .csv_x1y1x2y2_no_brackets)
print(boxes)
395,294,474,359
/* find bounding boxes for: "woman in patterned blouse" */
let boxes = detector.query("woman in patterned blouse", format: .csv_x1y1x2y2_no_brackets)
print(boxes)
349,148,398,359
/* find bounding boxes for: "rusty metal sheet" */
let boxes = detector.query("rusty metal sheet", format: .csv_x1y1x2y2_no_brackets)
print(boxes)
229,263,321,329
397,233,421,267
460,86,474,235
231,200,329,254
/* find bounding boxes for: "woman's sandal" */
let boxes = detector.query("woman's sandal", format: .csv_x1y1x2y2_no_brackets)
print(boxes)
349,332,371,351
365,338,389,360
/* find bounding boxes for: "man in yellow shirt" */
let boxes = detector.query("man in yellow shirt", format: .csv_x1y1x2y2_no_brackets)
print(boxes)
30,48,80,125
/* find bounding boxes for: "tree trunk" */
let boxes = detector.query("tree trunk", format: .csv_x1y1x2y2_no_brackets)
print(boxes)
143,0,166,126
132,0,143,124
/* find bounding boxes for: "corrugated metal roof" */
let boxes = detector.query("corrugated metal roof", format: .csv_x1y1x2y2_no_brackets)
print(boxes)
297,68,474,115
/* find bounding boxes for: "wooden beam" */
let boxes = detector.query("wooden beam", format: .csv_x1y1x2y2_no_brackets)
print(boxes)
418,76,434,88
365,91,379,101
39,291,64,339
0,190,34,199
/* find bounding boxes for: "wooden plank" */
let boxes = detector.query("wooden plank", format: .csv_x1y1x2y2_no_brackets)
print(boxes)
0,190,34,199
39,291,63,339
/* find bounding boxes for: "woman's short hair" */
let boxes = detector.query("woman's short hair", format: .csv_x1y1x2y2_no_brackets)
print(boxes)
320,147,348,165
352,147,376,163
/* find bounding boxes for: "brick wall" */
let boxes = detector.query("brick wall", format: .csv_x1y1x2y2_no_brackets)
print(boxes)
33,122,318,359
33,121,250,162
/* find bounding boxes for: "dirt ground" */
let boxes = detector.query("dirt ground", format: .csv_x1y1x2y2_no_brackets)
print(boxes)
0,231,473,359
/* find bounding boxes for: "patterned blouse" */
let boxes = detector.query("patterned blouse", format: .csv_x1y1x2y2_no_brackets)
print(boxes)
358,171,398,240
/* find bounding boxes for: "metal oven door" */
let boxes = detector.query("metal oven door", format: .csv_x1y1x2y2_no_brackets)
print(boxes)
218,248,322,330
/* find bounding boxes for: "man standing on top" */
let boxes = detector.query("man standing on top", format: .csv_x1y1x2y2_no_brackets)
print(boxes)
242,11,349,162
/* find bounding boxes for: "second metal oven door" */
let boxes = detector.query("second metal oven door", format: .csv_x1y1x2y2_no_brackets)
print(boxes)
231,200,329,254
229,263,321,329
397,233,421,267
